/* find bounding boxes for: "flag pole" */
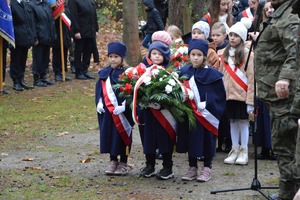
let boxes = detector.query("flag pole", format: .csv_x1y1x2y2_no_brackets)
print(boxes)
0,37,4,94
59,15,65,81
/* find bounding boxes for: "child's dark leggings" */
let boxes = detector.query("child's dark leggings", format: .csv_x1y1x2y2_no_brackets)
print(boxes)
110,155,128,163
189,156,212,169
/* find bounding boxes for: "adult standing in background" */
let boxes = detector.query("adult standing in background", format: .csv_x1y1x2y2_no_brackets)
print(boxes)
52,2,72,82
68,0,99,80
254,0,299,198
29,0,56,87
154,0,168,26
10,0,36,91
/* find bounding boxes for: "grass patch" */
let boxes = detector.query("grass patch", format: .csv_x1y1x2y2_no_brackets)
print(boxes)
0,80,98,149
223,170,235,176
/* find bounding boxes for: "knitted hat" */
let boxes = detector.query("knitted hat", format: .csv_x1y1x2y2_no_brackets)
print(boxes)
188,39,208,57
152,31,173,46
229,17,252,41
148,41,170,66
192,21,210,39
107,42,127,58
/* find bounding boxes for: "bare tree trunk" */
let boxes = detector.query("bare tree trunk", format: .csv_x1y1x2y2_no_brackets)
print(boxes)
123,0,141,66
168,0,183,30
168,0,191,35
192,0,207,23
181,0,191,34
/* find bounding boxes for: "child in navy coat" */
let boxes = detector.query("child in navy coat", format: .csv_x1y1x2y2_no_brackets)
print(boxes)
95,42,134,176
177,39,226,182
139,41,175,180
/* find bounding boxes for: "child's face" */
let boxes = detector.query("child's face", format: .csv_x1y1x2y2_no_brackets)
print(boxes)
220,0,231,15
108,53,122,68
211,28,227,45
189,49,205,68
150,49,164,65
228,32,242,48
192,29,206,40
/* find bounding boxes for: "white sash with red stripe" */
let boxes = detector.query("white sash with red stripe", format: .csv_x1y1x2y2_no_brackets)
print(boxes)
222,57,248,92
186,76,219,136
102,77,132,146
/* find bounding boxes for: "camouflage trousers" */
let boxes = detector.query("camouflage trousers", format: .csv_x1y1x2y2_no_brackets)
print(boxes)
269,103,300,199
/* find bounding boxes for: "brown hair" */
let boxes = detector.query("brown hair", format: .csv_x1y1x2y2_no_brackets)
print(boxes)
222,42,245,66
207,0,233,28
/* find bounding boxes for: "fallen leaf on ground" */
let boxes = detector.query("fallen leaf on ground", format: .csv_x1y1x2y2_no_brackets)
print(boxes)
80,157,91,163
25,166,42,170
22,158,34,161
57,131,69,137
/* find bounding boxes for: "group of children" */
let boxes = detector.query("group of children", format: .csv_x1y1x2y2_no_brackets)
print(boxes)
95,14,256,182
95,0,277,182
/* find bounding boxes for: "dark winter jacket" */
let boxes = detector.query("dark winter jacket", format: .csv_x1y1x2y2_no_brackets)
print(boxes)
29,0,56,45
53,3,71,48
141,0,164,34
68,0,99,38
11,0,36,47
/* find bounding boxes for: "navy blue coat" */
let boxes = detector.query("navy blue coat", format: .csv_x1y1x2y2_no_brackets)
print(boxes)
95,66,134,156
176,66,226,158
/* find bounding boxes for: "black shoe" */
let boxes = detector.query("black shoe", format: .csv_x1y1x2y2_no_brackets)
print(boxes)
19,79,34,89
216,147,223,152
84,73,95,79
55,75,72,82
75,74,87,80
41,78,55,85
13,83,24,91
34,80,47,87
139,165,155,178
70,66,76,74
156,168,174,180
257,150,277,161
0,89,10,95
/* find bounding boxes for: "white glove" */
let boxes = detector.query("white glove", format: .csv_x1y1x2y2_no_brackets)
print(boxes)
113,100,126,115
247,105,254,114
97,98,105,114
197,101,206,111
148,103,161,109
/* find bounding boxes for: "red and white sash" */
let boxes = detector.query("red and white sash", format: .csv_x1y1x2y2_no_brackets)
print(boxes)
102,77,132,146
132,65,181,144
221,57,248,92
185,76,219,136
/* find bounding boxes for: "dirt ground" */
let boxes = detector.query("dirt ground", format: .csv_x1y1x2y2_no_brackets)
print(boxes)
0,126,280,200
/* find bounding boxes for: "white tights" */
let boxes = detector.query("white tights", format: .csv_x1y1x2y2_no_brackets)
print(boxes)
230,119,249,148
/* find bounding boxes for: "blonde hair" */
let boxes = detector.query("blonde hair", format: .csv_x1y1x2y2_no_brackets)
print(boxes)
211,22,226,34
167,25,183,40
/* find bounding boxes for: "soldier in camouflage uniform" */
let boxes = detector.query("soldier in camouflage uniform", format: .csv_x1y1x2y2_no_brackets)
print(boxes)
291,1,300,199
254,0,300,199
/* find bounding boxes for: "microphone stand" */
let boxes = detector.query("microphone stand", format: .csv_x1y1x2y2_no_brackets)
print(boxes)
210,5,279,199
